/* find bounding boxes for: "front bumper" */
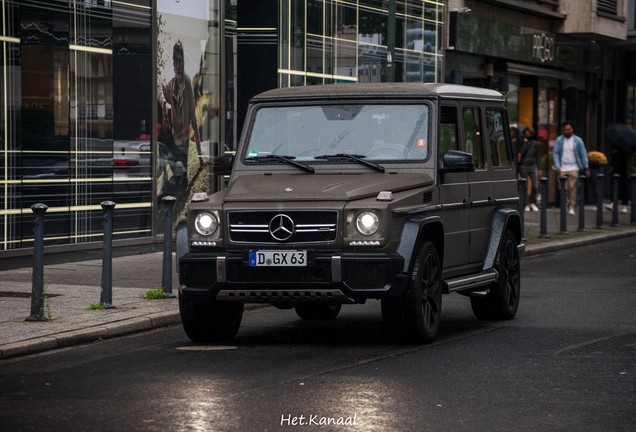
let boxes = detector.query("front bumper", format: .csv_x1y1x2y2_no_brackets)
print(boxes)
179,251,406,303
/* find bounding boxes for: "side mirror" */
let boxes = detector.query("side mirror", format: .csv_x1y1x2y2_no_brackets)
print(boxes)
212,154,234,176
440,150,475,179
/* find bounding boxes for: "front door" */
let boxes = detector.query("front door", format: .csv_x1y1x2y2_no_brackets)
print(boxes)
461,104,492,264
439,104,469,268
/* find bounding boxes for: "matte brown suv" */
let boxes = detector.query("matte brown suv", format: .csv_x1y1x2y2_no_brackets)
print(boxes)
177,83,524,343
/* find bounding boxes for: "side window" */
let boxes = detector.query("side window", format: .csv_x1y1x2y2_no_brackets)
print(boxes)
486,109,510,167
439,106,458,167
462,107,484,168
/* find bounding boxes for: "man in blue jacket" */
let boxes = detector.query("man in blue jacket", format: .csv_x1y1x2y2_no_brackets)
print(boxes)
553,121,591,215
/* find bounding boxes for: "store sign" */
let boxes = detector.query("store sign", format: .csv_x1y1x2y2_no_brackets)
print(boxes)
532,33,555,63
452,14,583,70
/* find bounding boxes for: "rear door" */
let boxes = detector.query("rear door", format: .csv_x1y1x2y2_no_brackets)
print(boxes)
486,107,518,208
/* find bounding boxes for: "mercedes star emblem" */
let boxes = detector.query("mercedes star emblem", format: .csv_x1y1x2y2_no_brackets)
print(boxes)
269,214,294,241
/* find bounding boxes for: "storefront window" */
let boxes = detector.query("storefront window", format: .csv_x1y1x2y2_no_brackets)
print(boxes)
279,0,443,86
506,76,520,128
0,0,153,252
627,85,635,129
21,45,72,246
536,80,559,167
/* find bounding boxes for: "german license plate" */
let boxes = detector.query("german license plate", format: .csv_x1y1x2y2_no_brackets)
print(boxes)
249,250,307,267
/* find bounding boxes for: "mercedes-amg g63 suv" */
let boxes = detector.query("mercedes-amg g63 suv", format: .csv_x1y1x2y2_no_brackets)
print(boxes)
176,83,524,343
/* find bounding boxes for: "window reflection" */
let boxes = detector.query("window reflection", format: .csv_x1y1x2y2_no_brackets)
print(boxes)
463,107,484,168
1,1,153,251
21,45,71,245
20,0,70,45
279,0,443,85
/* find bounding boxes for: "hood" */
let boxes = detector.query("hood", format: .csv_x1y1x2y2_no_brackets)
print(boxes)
223,173,433,202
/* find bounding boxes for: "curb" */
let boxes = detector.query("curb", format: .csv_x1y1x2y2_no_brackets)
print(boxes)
524,227,636,257
0,304,268,360
0,310,181,360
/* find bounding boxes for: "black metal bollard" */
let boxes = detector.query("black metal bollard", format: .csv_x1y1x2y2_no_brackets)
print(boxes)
611,173,620,227
162,196,177,298
631,174,636,225
559,176,567,234
26,204,48,321
518,178,527,240
578,175,586,232
539,177,549,238
596,173,604,229
100,201,116,309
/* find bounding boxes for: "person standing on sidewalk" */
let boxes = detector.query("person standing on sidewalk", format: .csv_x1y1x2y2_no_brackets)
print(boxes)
553,121,591,215
519,126,542,212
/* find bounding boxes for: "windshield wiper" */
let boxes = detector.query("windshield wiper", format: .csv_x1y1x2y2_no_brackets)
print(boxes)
247,155,314,173
314,153,385,173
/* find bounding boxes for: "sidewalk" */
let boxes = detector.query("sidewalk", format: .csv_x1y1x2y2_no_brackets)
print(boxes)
1,202,635,360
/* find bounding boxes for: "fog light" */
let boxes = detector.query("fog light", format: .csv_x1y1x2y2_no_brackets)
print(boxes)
192,241,217,246
350,240,381,246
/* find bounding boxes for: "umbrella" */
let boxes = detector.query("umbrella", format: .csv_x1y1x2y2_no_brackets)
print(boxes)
605,124,636,153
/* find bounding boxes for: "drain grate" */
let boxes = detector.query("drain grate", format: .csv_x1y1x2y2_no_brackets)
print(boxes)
175,346,238,351
0,291,62,299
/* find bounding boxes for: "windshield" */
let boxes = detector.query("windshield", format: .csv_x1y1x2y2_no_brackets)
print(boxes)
245,104,430,162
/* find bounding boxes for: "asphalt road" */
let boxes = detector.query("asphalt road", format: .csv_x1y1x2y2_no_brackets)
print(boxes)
1,239,635,432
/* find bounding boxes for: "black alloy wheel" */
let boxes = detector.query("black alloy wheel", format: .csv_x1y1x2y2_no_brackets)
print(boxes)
404,241,443,343
471,230,520,320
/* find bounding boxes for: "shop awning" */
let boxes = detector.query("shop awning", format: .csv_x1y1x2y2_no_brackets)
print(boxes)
502,61,573,81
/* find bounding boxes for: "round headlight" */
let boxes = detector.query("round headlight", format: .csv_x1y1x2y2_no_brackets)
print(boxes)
356,211,379,235
195,212,218,236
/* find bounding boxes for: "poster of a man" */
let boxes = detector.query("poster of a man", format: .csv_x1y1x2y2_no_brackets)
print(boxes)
156,0,219,228
157,39,208,202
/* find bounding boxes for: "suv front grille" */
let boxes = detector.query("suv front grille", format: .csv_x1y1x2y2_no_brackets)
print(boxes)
228,211,338,244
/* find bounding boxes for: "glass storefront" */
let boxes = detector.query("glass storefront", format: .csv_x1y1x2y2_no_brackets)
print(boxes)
627,84,636,129
278,0,444,87
1,0,153,252
3,0,436,255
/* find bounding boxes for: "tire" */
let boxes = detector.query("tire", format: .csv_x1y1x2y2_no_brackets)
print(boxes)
470,230,520,320
385,242,442,343
381,296,401,323
294,303,342,321
179,294,243,342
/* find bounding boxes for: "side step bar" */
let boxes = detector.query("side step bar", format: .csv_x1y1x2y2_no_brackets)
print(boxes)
443,269,499,294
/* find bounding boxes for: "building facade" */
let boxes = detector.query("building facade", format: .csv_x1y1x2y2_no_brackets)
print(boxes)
226,0,445,149
445,0,628,203
1,0,445,258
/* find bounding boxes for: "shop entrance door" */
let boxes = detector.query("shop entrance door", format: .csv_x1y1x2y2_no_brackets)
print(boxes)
537,80,560,205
